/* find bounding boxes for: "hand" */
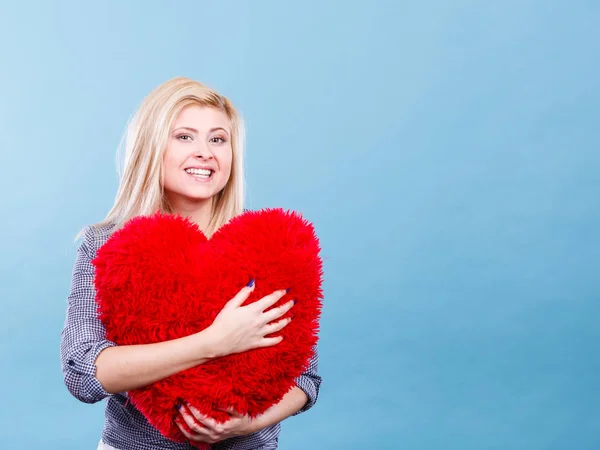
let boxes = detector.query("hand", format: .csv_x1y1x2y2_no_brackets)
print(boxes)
206,280,295,358
175,403,259,444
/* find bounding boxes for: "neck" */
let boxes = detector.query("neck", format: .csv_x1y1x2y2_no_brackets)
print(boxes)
167,197,214,233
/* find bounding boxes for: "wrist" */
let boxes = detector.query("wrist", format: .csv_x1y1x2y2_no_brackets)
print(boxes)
190,326,222,361
245,415,265,434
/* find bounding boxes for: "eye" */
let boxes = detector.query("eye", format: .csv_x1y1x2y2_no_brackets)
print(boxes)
210,136,227,144
177,134,193,141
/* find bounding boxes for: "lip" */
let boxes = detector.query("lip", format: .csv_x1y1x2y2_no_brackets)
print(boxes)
184,166,215,183
184,165,216,172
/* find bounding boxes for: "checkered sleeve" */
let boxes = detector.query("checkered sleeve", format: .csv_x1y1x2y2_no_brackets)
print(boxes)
293,345,322,415
60,225,117,404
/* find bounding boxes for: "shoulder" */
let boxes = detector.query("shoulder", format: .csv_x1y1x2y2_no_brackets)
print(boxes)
80,222,117,257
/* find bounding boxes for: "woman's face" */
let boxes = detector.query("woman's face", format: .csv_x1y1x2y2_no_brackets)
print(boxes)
163,105,233,207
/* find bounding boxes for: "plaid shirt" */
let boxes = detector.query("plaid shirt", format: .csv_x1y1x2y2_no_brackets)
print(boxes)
60,223,322,450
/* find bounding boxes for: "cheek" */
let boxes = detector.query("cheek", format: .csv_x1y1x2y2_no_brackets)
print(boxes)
163,147,178,168
162,152,180,188
222,147,234,172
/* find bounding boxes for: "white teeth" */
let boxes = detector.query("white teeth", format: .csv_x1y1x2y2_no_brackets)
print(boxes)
185,168,212,177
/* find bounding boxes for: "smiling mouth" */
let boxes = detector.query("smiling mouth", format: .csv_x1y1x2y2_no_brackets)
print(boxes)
185,168,214,180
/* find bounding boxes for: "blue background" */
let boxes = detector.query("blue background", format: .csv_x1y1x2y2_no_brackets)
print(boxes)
1,1,599,449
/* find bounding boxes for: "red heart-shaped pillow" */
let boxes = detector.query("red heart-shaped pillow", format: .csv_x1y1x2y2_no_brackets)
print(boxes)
92,208,323,446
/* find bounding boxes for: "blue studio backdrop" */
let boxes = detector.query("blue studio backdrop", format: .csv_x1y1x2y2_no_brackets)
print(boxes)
0,1,598,449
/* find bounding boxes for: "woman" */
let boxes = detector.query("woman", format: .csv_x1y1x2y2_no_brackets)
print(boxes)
60,76,322,450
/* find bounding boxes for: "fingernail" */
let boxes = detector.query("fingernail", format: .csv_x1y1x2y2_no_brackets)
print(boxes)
286,288,290,293
293,299,297,304
247,278,255,287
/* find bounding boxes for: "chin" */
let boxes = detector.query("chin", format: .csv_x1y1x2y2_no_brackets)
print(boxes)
185,191,217,202
166,179,228,204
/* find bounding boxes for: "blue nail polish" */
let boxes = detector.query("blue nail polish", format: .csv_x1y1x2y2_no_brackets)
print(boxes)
293,299,297,304
286,288,290,293
247,278,255,287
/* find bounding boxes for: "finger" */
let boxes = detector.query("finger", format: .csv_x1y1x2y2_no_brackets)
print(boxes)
175,417,198,440
176,418,216,444
262,316,292,336
257,335,284,348
225,280,255,309
186,404,220,432
178,405,207,434
253,289,288,313
175,418,193,438
214,406,243,418
262,299,295,323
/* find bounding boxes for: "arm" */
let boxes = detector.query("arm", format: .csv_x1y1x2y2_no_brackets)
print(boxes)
60,226,120,403
291,346,322,416
253,346,322,428
177,346,323,444
60,226,219,400
61,226,293,402
96,296,294,395
245,386,310,432
93,329,218,395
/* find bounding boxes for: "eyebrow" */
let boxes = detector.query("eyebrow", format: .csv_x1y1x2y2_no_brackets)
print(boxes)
174,126,230,136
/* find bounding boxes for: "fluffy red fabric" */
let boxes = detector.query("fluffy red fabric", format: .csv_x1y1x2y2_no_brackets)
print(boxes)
92,208,323,447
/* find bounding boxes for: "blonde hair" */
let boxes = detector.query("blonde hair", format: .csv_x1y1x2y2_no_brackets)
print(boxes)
80,76,245,239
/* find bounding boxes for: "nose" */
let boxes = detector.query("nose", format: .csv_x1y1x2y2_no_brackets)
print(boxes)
193,140,214,160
